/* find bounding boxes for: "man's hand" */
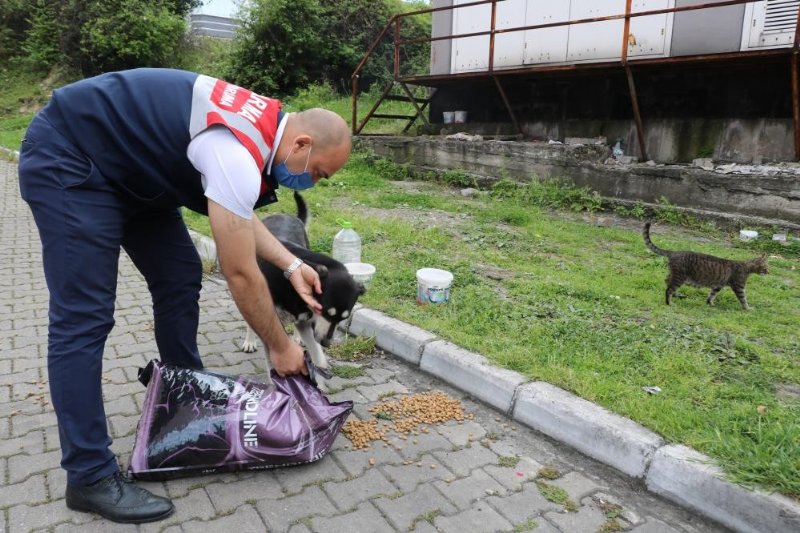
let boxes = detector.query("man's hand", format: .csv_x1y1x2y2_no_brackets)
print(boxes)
208,200,305,374
269,340,309,377
289,263,322,314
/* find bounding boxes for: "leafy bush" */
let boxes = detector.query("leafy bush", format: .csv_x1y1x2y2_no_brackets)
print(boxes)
440,168,477,188
490,177,602,213
79,1,186,75
0,0,32,62
22,0,188,75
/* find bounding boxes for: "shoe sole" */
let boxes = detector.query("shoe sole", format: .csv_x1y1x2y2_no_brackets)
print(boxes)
66,501,175,524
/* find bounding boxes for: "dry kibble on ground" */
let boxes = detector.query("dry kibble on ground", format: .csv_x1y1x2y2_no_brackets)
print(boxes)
341,419,389,450
343,391,472,450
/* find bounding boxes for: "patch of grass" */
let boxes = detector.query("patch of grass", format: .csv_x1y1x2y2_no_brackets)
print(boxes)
327,336,376,362
536,481,576,512
513,518,539,532
536,467,562,480
411,509,442,528
331,364,365,379
441,168,477,188
201,260,217,274
599,518,625,533
498,455,520,468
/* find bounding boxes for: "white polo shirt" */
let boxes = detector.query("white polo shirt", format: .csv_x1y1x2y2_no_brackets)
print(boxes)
186,114,288,219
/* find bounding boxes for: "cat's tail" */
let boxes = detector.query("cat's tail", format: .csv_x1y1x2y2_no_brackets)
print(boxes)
643,222,670,257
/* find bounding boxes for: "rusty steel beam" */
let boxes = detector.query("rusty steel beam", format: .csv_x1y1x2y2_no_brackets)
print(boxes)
622,0,633,65
355,82,396,135
398,0,765,48
394,18,401,79
625,66,648,162
398,49,792,86
353,15,395,80
351,76,358,135
488,0,497,73
793,54,800,160
399,82,430,127
492,76,522,136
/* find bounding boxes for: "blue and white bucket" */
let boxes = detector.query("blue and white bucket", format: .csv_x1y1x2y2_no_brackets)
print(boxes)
416,268,453,305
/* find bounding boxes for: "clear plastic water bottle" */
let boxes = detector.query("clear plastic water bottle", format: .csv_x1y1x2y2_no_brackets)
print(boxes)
332,219,361,264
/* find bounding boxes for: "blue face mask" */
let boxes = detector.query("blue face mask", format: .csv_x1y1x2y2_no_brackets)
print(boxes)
272,146,314,190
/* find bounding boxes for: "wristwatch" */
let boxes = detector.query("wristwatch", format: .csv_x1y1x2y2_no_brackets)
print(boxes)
284,257,304,279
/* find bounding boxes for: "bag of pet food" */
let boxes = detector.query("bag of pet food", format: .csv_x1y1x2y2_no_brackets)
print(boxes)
129,359,352,480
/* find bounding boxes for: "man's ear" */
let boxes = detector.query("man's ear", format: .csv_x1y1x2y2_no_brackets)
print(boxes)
294,134,313,152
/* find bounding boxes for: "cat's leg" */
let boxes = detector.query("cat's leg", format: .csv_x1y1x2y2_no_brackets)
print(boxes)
706,287,723,306
665,284,680,305
665,275,682,305
731,284,750,310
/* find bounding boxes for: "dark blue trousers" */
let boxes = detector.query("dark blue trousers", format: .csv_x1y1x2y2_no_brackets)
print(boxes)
18,113,204,486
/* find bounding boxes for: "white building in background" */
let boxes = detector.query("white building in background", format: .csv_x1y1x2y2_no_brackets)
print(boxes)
190,0,246,39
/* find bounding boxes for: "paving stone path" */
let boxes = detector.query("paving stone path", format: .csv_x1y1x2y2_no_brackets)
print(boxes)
0,159,727,532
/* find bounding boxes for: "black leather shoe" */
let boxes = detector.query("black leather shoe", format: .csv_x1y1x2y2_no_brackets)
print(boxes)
66,472,174,524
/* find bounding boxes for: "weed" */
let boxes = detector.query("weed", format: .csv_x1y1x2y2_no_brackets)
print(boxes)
327,336,376,362
599,518,625,533
331,364,365,379
411,509,442,528
536,481,577,512
536,467,562,480
441,168,477,188
373,157,413,181
498,455,520,468
697,146,714,158
201,260,217,274
513,518,539,531
654,197,689,226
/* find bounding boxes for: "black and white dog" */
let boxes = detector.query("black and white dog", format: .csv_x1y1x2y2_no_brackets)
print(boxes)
241,192,365,390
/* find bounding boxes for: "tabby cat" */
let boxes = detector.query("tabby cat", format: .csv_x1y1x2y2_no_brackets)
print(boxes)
643,222,768,310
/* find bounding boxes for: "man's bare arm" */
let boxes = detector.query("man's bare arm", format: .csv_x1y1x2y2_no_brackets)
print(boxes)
208,199,307,375
250,215,322,313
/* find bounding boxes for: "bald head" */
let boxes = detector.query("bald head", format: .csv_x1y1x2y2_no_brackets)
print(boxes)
277,108,352,185
292,108,351,154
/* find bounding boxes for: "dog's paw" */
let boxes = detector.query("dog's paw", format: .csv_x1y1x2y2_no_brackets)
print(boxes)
240,339,259,353
315,377,330,394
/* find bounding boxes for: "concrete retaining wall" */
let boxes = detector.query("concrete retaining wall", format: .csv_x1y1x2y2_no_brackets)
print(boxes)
357,136,800,227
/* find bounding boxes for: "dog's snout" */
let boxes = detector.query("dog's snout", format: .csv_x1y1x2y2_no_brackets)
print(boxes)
320,337,331,348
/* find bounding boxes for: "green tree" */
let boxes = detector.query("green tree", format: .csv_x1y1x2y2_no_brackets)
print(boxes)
226,0,431,96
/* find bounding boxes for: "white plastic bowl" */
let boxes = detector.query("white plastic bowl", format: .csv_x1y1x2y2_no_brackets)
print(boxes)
345,262,376,284
739,230,759,241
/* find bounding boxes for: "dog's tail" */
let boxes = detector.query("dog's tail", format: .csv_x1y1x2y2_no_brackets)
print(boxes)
293,191,308,226
643,221,670,257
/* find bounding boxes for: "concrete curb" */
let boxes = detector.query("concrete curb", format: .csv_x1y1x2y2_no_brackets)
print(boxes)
189,231,800,533
0,146,20,162
646,445,800,533
512,382,664,479
420,339,525,414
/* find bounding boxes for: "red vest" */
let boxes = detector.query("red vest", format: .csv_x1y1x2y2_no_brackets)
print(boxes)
189,75,282,199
